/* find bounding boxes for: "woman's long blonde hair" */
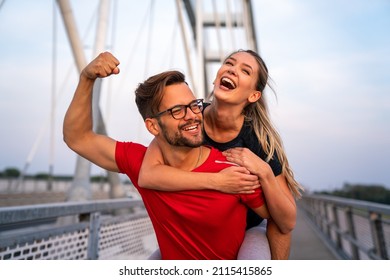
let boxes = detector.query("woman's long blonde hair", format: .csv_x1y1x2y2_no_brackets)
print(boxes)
236,50,303,198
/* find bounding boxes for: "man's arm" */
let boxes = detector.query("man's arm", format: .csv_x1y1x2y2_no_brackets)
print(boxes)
63,52,120,172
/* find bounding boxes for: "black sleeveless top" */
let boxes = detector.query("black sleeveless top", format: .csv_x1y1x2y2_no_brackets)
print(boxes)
202,104,282,229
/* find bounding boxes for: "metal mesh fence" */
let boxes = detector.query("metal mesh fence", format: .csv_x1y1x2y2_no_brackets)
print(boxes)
98,216,157,259
0,199,158,260
301,194,390,260
0,228,90,260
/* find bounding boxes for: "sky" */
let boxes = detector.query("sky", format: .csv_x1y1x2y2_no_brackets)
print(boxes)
0,0,389,193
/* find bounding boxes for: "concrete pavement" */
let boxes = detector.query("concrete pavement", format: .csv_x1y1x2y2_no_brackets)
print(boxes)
289,207,338,260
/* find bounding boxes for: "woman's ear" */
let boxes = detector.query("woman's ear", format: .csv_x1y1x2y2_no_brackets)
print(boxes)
145,118,160,136
248,90,262,103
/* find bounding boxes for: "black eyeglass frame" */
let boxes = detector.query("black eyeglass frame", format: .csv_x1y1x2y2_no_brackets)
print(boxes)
153,99,204,120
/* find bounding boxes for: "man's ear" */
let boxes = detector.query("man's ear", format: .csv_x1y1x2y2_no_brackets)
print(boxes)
248,90,262,103
145,118,160,136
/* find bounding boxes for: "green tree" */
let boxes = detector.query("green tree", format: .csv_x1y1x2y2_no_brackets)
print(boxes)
3,167,20,178
317,183,390,205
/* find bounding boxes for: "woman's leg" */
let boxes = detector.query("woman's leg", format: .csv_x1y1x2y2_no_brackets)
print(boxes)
237,220,271,259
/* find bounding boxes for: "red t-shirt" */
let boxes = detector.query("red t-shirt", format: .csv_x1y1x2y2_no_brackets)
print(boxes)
115,142,264,259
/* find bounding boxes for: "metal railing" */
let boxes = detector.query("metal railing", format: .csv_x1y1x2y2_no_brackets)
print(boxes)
0,178,129,207
3,191,388,260
300,194,390,260
0,199,157,260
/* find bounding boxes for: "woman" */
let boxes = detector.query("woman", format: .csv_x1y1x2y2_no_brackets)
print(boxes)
139,49,303,259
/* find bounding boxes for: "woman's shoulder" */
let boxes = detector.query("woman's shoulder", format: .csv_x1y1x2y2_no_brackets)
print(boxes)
241,121,282,176
240,121,258,146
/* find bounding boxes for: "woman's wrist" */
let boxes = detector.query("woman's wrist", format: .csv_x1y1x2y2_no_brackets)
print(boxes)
206,173,221,191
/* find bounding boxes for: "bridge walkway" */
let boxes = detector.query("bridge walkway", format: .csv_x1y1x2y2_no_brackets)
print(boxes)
289,206,337,260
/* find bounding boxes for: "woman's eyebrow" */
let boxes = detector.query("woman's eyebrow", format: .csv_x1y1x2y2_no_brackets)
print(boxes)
225,57,253,73
242,63,253,71
228,57,253,71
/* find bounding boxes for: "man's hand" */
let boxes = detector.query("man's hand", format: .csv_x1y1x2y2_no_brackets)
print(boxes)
82,51,120,80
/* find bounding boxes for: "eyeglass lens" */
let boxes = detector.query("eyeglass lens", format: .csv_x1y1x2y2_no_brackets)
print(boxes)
171,100,202,119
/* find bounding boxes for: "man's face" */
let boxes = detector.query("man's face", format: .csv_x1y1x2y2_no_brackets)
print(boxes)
156,83,203,148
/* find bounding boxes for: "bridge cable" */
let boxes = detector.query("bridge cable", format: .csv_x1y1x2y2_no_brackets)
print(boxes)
48,0,58,189
114,2,153,95
211,0,224,62
17,2,100,183
143,0,155,77
103,0,118,129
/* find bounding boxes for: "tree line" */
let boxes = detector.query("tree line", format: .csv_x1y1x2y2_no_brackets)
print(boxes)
0,167,108,183
2,168,389,204
316,183,390,205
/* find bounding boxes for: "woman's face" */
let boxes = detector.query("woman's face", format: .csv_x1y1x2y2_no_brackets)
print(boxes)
213,51,260,106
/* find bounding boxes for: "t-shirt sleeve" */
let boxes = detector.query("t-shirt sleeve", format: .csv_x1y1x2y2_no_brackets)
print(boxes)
268,153,282,177
245,125,282,177
115,141,146,185
239,187,265,209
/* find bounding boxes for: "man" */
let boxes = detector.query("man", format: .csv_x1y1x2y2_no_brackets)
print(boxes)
63,52,269,259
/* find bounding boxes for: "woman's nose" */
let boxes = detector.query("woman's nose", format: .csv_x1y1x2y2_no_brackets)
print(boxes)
227,67,237,75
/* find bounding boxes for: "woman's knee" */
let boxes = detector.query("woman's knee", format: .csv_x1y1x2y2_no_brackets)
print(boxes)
237,225,271,260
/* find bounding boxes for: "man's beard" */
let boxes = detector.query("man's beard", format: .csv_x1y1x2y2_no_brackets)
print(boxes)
158,119,203,148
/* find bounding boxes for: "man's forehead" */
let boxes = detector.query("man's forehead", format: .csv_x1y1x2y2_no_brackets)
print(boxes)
161,83,196,106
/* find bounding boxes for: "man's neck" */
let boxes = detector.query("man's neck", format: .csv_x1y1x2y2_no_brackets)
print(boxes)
158,142,207,171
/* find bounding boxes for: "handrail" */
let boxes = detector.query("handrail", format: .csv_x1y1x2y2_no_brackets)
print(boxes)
300,194,390,260
0,199,157,260
2,193,388,260
0,198,145,225
303,194,390,214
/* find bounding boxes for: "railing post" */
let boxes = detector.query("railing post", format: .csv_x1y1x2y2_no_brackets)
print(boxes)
369,212,388,259
345,207,359,259
87,212,101,259
332,205,342,251
316,200,323,229
323,202,331,237
311,198,321,228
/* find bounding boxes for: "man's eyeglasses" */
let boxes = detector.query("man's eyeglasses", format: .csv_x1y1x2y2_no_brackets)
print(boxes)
153,99,204,120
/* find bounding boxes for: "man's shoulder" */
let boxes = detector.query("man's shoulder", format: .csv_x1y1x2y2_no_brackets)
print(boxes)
116,141,148,161
196,146,237,172
115,141,147,174
205,145,224,160
116,141,147,151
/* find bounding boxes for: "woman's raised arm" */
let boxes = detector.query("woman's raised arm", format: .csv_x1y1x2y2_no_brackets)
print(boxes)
138,139,260,193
